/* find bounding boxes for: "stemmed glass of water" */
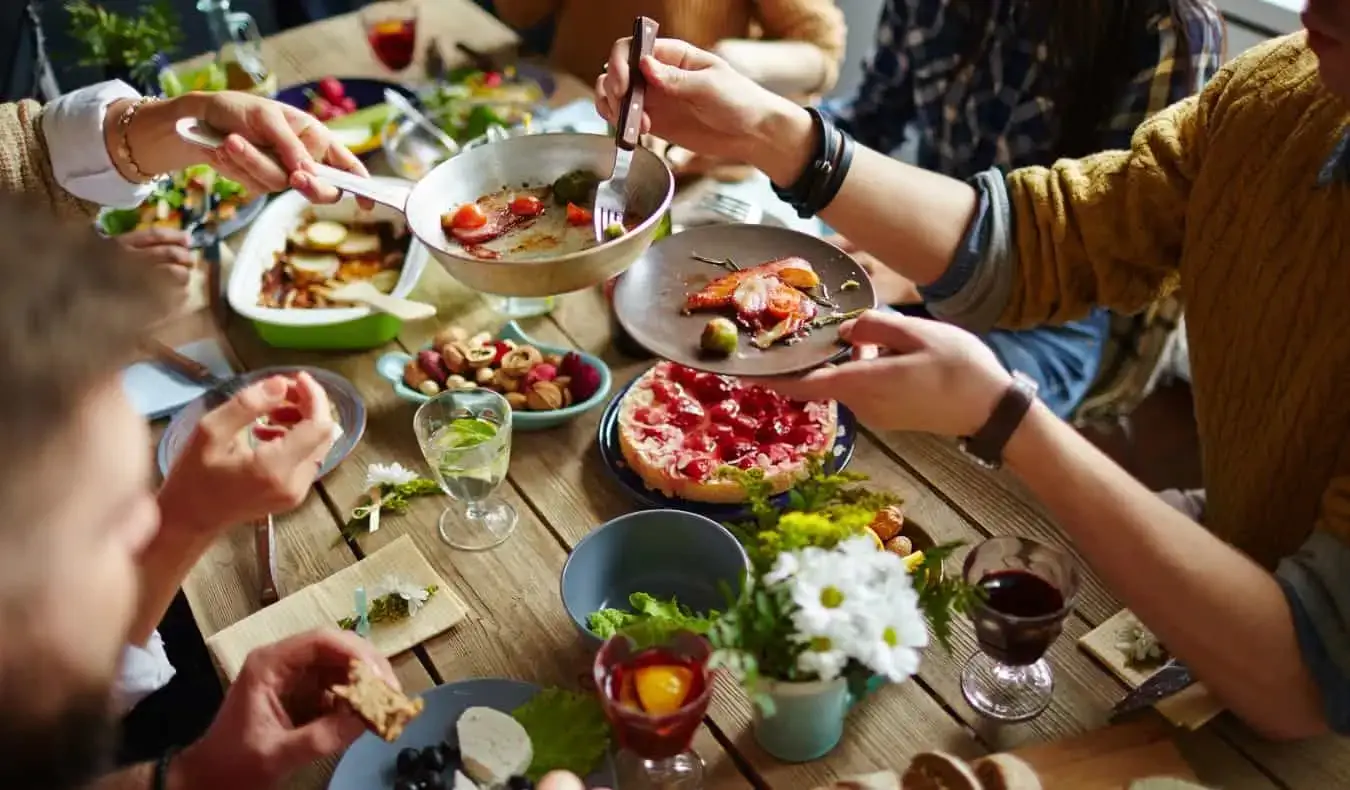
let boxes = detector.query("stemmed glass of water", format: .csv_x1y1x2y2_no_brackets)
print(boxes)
413,388,516,550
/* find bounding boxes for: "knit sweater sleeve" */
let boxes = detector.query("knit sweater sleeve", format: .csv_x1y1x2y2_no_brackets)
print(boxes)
0,99,96,220
753,0,847,92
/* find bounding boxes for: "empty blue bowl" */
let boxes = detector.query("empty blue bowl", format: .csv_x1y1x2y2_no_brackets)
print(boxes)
560,509,749,646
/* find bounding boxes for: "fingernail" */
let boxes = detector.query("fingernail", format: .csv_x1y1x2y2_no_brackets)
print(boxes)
291,172,309,190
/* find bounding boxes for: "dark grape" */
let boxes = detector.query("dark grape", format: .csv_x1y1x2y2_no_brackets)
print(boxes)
419,745,447,772
507,776,535,790
395,748,421,776
393,779,419,790
421,773,447,790
438,742,461,765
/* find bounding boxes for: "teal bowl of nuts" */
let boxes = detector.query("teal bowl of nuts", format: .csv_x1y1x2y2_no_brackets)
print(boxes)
374,320,612,431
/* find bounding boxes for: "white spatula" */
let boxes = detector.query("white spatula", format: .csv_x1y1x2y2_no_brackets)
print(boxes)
322,281,437,321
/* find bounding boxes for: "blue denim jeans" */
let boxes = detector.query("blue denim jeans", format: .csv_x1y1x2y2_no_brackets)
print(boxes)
892,305,1110,419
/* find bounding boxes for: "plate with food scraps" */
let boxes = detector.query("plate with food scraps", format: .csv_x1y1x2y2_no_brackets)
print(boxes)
596,368,857,522
328,678,617,790
612,224,876,377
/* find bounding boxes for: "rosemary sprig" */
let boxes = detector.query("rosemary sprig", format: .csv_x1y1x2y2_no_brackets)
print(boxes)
691,252,741,271
811,307,866,329
337,585,439,631
335,478,441,546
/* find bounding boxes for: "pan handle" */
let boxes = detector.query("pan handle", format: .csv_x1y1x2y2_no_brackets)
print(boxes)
174,118,413,211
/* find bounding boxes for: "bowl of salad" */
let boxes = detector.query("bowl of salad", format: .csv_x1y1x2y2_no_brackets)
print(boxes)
97,165,264,241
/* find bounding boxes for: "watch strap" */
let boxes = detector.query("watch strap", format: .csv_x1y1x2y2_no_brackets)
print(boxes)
960,372,1038,469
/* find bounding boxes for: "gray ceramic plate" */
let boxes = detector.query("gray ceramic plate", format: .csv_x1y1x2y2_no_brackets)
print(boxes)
156,366,366,479
327,678,619,789
612,225,877,377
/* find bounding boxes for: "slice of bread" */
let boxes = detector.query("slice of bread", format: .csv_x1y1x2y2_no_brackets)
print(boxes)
971,754,1043,790
457,705,533,787
329,660,424,742
901,753,982,790
452,770,480,790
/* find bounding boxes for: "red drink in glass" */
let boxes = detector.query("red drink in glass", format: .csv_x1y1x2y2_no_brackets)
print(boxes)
367,18,417,71
595,631,712,788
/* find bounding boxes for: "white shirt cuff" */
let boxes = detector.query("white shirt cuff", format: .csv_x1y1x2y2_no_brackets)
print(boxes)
40,80,156,209
114,630,177,714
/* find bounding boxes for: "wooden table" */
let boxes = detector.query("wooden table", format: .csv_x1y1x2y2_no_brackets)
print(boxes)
164,5,1350,788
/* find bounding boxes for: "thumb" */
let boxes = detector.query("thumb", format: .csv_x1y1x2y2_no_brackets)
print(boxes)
841,310,932,355
272,711,366,768
640,54,693,96
198,376,291,438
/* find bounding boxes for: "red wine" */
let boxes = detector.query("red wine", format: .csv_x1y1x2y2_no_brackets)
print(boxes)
973,570,1066,665
367,18,417,71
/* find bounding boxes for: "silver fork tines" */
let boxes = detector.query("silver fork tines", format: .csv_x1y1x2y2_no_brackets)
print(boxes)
593,151,630,242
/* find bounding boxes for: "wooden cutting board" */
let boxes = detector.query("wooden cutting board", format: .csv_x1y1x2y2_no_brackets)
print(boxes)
206,535,468,680
1005,720,1200,789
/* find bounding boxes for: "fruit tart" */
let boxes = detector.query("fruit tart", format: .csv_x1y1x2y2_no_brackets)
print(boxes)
616,362,837,503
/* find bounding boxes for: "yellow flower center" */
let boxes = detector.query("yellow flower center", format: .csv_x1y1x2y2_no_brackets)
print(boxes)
882,626,898,647
810,636,833,653
819,585,845,609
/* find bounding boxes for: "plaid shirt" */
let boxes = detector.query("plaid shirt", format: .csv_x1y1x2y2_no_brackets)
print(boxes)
826,0,1225,180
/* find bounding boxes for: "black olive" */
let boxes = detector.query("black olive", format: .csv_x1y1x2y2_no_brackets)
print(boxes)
419,745,447,772
393,779,419,790
438,742,461,765
421,773,448,790
395,747,421,776
508,776,535,790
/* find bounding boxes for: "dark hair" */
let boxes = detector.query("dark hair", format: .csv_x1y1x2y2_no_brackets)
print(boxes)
0,194,168,519
957,0,1217,158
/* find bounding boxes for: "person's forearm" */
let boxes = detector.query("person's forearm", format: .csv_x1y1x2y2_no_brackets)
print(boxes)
128,485,218,645
718,39,831,96
744,101,977,287
88,746,213,790
1004,402,1327,739
103,92,213,184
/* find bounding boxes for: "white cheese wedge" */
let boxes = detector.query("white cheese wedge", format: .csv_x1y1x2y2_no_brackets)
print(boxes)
456,706,533,788
452,770,480,790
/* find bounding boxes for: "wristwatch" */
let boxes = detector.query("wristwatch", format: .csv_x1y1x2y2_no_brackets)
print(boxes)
958,371,1039,470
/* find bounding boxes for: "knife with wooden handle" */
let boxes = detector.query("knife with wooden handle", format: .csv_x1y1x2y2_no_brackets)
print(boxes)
255,514,279,607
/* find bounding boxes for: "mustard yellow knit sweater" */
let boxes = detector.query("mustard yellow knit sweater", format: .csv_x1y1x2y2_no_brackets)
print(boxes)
1005,34,1350,564
491,0,846,89
0,99,93,219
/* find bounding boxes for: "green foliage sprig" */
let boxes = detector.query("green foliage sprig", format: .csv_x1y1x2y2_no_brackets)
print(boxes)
66,0,181,82
336,585,438,631
335,477,441,546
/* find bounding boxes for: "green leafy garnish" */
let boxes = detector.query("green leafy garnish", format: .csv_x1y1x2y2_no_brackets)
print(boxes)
100,208,140,236
336,477,441,545
443,417,497,448
511,688,610,781
336,585,438,630
588,593,717,648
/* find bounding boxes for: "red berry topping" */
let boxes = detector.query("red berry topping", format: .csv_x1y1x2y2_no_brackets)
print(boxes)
668,398,705,430
680,457,715,480
690,372,733,403
634,407,656,425
707,398,740,423
757,416,792,443
670,364,700,387
786,424,819,446
707,422,736,444
650,379,676,403
732,414,759,438
720,439,757,462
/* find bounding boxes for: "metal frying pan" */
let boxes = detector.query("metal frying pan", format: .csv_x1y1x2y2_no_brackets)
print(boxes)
175,119,675,297
612,224,877,377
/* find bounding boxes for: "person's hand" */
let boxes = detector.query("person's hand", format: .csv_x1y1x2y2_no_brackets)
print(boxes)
826,236,922,305
197,92,369,204
157,372,336,537
595,38,791,165
173,630,397,789
115,227,196,291
761,310,1012,436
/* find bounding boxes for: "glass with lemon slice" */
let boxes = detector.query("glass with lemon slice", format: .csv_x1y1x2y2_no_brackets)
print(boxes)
594,631,713,789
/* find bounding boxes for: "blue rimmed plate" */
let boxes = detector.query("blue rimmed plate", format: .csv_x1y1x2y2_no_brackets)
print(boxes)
596,369,857,522
327,678,616,790
275,78,418,157
156,366,366,479
374,321,612,432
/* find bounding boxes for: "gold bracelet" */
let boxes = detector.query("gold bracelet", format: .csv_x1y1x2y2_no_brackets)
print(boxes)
115,96,166,183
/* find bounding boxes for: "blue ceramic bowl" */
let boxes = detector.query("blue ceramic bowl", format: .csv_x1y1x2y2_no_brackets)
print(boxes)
560,509,749,647
156,366,367,479
374,321,612,432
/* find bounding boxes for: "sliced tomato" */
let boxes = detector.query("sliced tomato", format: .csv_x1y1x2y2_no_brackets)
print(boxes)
765,285,804,319
509,195,544,217
566,202,593,226
449,203,488,230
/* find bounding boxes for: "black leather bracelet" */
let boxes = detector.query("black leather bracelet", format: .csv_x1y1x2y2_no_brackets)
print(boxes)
811,127,854,215
152,749,176,790
801,123,842,218
771,106,833,212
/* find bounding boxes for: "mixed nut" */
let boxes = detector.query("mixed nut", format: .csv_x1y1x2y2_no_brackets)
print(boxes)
402,326,603,412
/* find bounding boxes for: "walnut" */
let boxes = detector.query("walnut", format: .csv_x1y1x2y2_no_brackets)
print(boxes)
554,375,571,391
445,374,473,391
506,392,529,410
884,535,913,556
403,360,431,390
869,505,905,543
500,345,544,376
525,380,564,410
467,331,493,348
465,345,497,368
439,343,468,374
432,325,468,349
475,366,497,385
494,369,520,392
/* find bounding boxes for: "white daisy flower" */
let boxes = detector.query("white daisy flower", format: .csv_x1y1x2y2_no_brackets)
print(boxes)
373,575,433,617
365,462,419,490
796,635,850,681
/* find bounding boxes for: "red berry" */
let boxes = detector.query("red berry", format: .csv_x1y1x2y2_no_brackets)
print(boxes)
669,364,700,387
668,399,705,430
680,457,715,480
786,424,818,446
732,414,759,438
690,372,733,403
720,439,757,462
707,399,740,422
634,407,656,425
757,417,791,443
338,96,358,114
268,405,304,426
484,71,503,88
707,422,736,444
317,77,346,102
682,432,716,453
650,380,676,403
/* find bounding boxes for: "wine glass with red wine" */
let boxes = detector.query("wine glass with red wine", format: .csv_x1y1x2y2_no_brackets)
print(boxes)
960,536,1080,722
360,0,419,73
594,631,714,790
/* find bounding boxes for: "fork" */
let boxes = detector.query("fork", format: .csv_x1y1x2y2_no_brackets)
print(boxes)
698,191,759,224
593,16,659,243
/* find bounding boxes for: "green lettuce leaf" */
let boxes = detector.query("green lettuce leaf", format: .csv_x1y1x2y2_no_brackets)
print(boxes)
100,208,140,236
512,688,610,781
587,593,717,648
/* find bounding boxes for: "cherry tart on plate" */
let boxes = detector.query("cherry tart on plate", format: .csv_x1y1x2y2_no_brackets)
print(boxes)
616,362,837,504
